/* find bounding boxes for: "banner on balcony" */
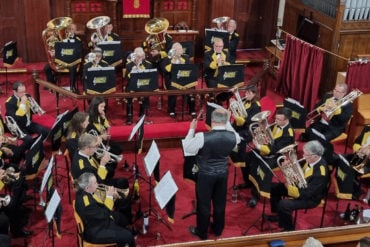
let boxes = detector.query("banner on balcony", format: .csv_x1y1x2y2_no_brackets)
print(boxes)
123,0,150,18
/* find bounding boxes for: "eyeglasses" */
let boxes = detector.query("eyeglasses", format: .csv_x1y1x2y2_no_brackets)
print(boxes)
88,145,98,149
303,153,316,157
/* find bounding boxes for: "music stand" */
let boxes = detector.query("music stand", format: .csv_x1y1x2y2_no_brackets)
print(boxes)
1,41,18,94
283,98,307,128
85,66,116,94
54,41,82,68
126,69,158,92
171,63,199,120
217,64,245,88
24,135,45,175
204,28,229,51
97,41,122,67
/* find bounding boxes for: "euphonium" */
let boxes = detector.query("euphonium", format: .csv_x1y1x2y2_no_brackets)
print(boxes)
5,116,26,139
229,87,248,119
27,96,45,115
0,195,11,207
306,89,363,125
277,144,307,189
249,111,274,145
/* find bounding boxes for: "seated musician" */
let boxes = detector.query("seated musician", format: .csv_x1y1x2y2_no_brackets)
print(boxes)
5,81,49,142
266,140,329,232
66,112,89,160
247,107,295,207
125,47,153,125
226,19,240,64
43,23,82,93
300,83,353,143
82,47,109,91
74,172,135,247
161,42,195,117
229,83,261,188
204,38,231,102
103,23,120,41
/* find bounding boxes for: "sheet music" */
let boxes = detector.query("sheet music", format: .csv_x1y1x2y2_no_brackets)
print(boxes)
40,156,54,194
45,190,61,223
144,140,160,176
285,97,304,108
128,114,145,141
154,171,178,209
87,66,115,71
130,68,157,74
51,110,69,130
97,41,121,45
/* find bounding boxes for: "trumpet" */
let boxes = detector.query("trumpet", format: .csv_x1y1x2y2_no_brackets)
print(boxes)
5,116,26,139
96,183,129,200
0,195,11,207
95,148,123,163
27,96,46,115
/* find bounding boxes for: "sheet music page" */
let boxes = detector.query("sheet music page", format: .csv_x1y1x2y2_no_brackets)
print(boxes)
30,135,43,150
40,156,54,194
128,114,145,141
87,66,115,71
51,110,69,130
45,190,61,223
144,140,160,176
154,171,178,209
285,97,304,108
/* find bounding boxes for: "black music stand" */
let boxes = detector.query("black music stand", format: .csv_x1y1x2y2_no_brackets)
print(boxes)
97,41,122,67
126,69,158,92
217,64,245,88
171,63,199,120
54,41,82,69
283,98,307,128
1,41,18,94
85,67,116,94
204,28,229,51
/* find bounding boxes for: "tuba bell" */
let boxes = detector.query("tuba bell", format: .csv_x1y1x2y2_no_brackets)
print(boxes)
42,17,73,72
212,16,230,30
86,16,111,47
249,111,274,145
144,17,169,50
277,144,307,188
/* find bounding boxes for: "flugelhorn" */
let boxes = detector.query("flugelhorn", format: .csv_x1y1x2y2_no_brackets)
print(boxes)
0,195,11,207
27,96,45,115
5,116,26,139
229,87,248,119
277,144,307,189
249,111,274,145
95,148,123,163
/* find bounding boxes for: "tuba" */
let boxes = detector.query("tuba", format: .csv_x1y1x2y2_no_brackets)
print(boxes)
212,16,230,30
42,17,73,72
144,17,169,50
229,87,248,119
249,111,274,145
86,16,110,47
277,144,307,188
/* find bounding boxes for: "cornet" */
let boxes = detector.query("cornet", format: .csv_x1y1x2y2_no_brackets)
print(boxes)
95,148,123,163
0,195,11,207
5,116,26,139
96,183,129,200
27,96,46,115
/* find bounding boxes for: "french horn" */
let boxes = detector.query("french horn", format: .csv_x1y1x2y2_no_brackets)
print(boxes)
87,16,110,47
212,16,230,30
42,17,73,72
144,17,169,50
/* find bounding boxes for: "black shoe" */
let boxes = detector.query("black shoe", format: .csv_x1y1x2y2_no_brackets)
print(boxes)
13,230,33,238
169,112,175,118
249,197,258,208
265,214,279,222
189,226,207,240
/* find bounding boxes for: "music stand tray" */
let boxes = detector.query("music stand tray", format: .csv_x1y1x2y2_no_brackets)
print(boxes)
86,67,116,94
217,64,245,88
126,69,158,92
54,41,82,68
97,41,122,67
170,64,198,90
204,28,229,51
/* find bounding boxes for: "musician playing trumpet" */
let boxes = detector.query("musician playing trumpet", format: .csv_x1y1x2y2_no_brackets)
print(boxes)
300,83,353,143
5,82,49,142
266,141,329,232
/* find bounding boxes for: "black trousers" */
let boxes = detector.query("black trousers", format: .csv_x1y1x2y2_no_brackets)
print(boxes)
196,173,228,239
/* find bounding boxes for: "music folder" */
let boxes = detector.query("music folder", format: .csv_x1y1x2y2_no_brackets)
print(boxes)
170,63,198,89
3,41,18,67
217,64,244,88
126,69,158,92
54,41,82,67
97,41,122,67
86,67,116,94
204,28,229,51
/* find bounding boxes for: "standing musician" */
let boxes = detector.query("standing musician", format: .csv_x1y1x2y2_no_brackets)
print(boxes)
266,140,329,232
183,108,240,240
226,19,239,64
229,83,261,188
125,47,153,125
161,42,194,117
247,107,295,208
300,83,353,143
204,38,231,102
66,112,90,160
74,172,135,247
5,81,49,142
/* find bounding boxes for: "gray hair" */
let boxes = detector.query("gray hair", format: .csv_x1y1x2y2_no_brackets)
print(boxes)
211,108,228,124
302,237,323,247
304,140,324,156
337,83,348,94
76,172,95,191
78,133,97,150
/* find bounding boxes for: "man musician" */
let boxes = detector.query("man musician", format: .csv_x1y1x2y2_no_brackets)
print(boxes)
247,107,295,207
103,23,120,41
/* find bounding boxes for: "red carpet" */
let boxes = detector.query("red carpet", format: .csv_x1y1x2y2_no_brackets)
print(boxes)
1,52,367,247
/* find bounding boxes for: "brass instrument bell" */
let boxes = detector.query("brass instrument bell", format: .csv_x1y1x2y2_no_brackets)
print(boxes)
144,17,169,50
212,16,230,30
86,16,111,45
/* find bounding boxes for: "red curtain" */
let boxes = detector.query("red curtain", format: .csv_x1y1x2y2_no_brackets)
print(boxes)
277,35,324,111
123,0,151,18
346,61,370,93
